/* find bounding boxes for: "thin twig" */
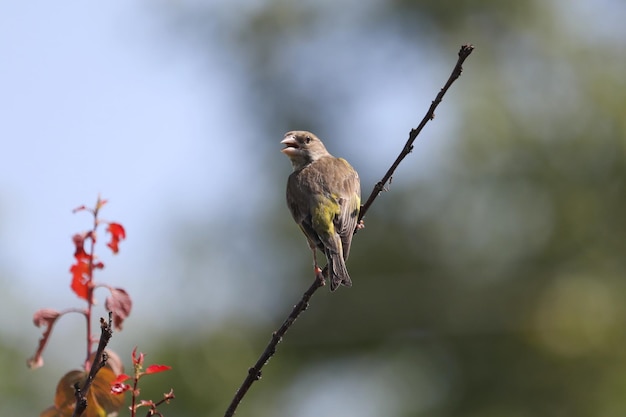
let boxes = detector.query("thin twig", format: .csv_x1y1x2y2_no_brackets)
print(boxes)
223,43,474,417
358,43,475,222
72,313,114,417
224,276,324,417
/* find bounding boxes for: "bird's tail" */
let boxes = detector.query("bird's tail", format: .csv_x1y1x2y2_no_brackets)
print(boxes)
327,251,352,291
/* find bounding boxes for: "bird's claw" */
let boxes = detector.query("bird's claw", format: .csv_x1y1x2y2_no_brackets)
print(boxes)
314,266,326,286
356,220,365,230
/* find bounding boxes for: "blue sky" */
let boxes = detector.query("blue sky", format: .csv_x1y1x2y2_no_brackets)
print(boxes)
1,5,220,290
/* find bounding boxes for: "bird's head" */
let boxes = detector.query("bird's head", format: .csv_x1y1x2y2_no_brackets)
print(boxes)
281,131,330,170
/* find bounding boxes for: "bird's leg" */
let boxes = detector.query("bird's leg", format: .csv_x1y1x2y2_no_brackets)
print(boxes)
356,219,365,230
307,239,319,269
307,240,326,286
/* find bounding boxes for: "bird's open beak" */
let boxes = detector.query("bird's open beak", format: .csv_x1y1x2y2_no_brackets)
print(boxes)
281,135,299,155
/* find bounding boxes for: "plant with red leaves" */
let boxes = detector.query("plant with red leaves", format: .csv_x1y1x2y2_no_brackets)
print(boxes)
111,347,174,417
28,196,130,371
28,196,174,417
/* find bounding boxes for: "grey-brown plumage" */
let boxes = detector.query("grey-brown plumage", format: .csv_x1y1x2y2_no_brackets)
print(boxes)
281,130,361,291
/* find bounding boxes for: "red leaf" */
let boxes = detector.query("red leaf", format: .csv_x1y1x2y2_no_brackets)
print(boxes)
70,260,91,301
105,287,132,330
106,222,126,254
27,309,61,369
72,232,89,260
132,347,144,366
145,364,172,375
110,382,131,395
113,373,131,383
32,308,61,327
110,374,131,395
72,205,88,213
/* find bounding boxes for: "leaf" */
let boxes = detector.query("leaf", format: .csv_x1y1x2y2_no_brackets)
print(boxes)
105,288,132,330
110,374,131,395
86,366,125,416
70,232,94,301
72,232,90,260
70,261,90,301
86,349,125,377
106,223,126,254
112,373,130,384
33,308,61,327
72,205,88,214
96,197,108,210
110,382,131,396
39,405,61,417
145,364,172,375
27,309,61,369
132,347,144,367
51,370,84,417
102,349,124,377
45,367,124,417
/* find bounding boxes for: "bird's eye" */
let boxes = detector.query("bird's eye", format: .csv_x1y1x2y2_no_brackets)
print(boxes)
305,136,311,144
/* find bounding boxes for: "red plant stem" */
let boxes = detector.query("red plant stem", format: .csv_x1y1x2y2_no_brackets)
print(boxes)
84,198,101,369
130,373,140,417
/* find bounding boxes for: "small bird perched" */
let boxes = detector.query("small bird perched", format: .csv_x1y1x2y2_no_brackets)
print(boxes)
281,130,361,291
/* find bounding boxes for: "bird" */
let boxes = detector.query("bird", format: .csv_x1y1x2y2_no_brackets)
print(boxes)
281,130,361,291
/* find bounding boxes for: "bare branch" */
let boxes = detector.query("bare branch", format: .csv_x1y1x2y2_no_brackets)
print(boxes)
358,43,475,222
224,44,474,417
224,275,324,417
72,313,114,417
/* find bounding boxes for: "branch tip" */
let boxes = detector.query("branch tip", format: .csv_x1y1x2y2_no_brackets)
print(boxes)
357,44,473,222
223,44,474,417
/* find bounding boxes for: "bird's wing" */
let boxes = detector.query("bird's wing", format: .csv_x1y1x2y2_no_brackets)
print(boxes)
288,157,360,259
287,169,325,251
332,158,361,260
